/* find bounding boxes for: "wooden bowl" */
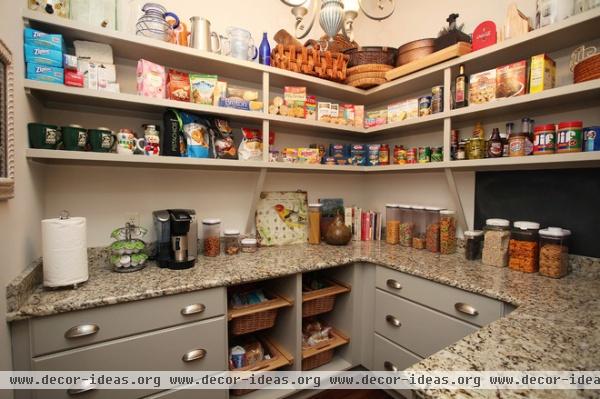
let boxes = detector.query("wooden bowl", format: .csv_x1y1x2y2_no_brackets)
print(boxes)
396,38,435,66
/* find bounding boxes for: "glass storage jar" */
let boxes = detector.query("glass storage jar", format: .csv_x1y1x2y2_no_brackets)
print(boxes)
508,221,540,273
411,206,426,249
385,204,400,245
308,203,322,245
202,218,221,257
440,210,457,254
398,205,413,247
464,230,484,260
241,238,258,253
539,227,571,278
482,218,511,267
425,207,443,253
223,229,241,255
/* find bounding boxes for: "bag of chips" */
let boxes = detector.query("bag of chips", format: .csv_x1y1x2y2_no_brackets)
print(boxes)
210,118,237,159
180,112,210,158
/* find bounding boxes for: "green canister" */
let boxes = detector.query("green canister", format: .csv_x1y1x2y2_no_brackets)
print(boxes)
556,121,583,153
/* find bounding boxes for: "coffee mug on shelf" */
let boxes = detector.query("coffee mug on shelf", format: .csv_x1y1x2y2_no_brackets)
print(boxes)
136,124,161,156
116,128,137,155
62,125,88,151
89,128,116,153
28,123,61,149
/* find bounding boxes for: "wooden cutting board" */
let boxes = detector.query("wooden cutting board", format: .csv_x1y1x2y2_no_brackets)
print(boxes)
385,42,472,81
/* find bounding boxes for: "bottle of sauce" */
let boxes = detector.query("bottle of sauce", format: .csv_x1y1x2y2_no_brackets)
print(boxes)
379,144,390,165
503,123,513,157
488,128,503,157
454,64,468,109
473,122,484,138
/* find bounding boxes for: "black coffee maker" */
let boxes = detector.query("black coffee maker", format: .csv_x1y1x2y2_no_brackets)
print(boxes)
153,209,197,269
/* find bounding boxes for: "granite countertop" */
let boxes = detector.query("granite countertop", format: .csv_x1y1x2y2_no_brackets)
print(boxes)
7,242,600,399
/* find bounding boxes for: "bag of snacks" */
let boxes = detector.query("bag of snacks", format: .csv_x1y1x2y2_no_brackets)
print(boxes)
238,128,274,161
166,69,190,102
302,319,333,347
209,119,237,159
180,112,210,158
190,74,217,105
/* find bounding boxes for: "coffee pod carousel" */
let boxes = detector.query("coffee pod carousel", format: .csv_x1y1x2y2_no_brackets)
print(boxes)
110,223,149,273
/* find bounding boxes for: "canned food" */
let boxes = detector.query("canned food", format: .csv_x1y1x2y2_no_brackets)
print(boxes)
394,145,407,164
533,124,556,155
406,147,418,164
418,96,432,117
584,126,600,151
468,138,485,159
432,86,444,114
431,147,443,162
556,121,583,153
418,146,431,163
379,144,390,165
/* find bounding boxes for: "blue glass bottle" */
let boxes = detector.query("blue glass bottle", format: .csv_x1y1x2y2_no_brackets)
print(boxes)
259,32,271,65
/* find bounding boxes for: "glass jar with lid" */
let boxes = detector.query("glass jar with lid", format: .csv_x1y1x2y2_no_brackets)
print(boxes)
464,230,484,260
385,204,400,245
482,218,511,267
425,207,443,253
411,206,426,249
202,218,221,257
398,205,413,247
308,204,322,245
539,227,571,278
440,210,457,254
508,221,540,273
241,238,258,253
223,229,241,255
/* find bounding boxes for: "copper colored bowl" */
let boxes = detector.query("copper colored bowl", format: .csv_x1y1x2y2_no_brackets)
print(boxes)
396,38,435,67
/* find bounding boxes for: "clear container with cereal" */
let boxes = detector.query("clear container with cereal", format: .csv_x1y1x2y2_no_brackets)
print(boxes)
508,221,540,273
411,206,426,249
464,230,484,260
224,229,241,255
308,203,322,245
385,204,400,245
539,227,571,278
425,207,443,253
202,218,221,257
440,210,457,254
398,205,414,247
482,218,511,267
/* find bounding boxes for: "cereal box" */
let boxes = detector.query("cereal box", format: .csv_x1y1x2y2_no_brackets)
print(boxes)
469,69,497,104
318,102,332,122
529,54,555,94
496,60,527,99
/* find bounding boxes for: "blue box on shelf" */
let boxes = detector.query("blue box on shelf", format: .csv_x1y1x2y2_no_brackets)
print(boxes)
24,28,64,51
26,63,64,84
584,126,600,151
24,44,63,67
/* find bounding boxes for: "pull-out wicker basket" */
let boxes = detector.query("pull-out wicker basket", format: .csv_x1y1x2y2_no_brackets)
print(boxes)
230,335,294,396
302,328,349,370
302,279,351,318
229,291,293,336
271,44,350,82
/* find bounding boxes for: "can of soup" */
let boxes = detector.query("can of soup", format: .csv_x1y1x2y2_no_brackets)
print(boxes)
432,86,444,114
418,96,432,117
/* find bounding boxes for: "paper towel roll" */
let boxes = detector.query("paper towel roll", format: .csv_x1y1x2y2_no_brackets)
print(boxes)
42,216,89,288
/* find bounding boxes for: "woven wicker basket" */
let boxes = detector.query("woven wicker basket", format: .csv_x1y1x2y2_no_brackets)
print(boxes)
228,289,293,336
302,279,351,318
271,44,349,82
574,53,600,83
343,46,398,68
301,328,349,371
302,349,334,371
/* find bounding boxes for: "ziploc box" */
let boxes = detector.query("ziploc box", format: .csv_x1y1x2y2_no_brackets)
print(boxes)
26,63,64,84
24,44,63,67
24,28,64,51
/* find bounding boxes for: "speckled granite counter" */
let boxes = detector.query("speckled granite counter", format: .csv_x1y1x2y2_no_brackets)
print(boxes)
6,242,600,399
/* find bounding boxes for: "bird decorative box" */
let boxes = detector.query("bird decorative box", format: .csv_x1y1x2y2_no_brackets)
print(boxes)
472,21,498,51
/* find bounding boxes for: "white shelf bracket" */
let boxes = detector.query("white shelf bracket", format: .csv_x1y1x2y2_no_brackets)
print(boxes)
444,167,469,233
245,167,268,236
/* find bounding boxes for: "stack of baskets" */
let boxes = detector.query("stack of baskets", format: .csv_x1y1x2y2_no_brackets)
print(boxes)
343,47,398,89
574,53,600,83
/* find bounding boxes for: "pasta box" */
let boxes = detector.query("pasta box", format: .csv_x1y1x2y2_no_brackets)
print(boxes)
496,60,527,99
24,44,63,67
529,54,556,94
26,63,64,84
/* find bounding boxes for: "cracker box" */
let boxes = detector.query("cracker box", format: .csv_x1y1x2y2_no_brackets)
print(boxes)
317,102,332,123
354,105,364,128
387,102,407,123
496,60,527,99
284,86,307,105
405,98,419,119
529,54,555,94
365,110,387,128
469,69,497,104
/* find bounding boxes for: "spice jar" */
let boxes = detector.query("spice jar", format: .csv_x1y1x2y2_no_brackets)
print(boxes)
224,229,241,255
464,230,484,260
440,210,457,254
241,238,258,253
202,218,221,257
411,206,426,249
398,205,414,247
508,221,540,273
425,207,443,253
482,218,511,267
308,203,322,245
539,227,571,278
385,204,400,245
508,133,529,157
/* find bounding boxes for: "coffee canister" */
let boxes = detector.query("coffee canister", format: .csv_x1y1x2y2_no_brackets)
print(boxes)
556,121,583,153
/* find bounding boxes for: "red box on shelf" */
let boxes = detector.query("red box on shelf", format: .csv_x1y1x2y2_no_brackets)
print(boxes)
64,70,84,88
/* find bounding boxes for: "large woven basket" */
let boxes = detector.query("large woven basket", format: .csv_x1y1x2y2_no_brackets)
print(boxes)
228,289,293,336
574,53,600,83
301,328,349,371
302,349,334,371
271,44,349,82
343,46,398,68
302,279,351,318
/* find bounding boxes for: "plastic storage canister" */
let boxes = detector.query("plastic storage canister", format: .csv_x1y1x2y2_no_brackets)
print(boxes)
241,238,258,253
556,121,583,153
509,221,540,273
202,218,221,257
385,204,400,245
533,124,556,155
398,205,413,247
539,227,571,278
482,218,511,267
411,206,426,249
464,230,484,260
308,204,322,245
439,210,457,254
224,229,241,255
425,207,443,252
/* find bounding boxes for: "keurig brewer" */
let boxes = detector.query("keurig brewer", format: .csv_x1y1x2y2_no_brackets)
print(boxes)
153,209,197,269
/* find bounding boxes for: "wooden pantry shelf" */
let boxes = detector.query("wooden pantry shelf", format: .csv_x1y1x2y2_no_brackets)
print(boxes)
266,114,365,135
449,151,600,171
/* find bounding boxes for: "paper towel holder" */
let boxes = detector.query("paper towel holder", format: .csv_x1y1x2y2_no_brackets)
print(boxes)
59,210,70,220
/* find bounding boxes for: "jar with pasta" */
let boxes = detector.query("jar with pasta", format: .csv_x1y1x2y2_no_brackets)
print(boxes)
538,227,571,278
411,206,426,249
482,218,510,267
508,221,540,273
202,219,221,257
308,203,322,245
439,210,457,254
425,207,443,253
385,204,400,245
398,205,414,247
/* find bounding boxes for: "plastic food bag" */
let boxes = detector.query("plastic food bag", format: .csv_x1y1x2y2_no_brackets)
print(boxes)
210,119,237,159
180,112,210,158
238,128,263,161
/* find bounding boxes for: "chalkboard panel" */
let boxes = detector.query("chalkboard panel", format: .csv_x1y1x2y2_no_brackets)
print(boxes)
474,168,600,257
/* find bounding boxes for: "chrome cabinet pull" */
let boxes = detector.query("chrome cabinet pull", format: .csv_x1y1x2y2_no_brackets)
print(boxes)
67,380,98,395
64,324,99,339
384,361,399,372
455,302,478,316
181,303,206,316
386,314,401,327
386,279,402,290
182,348,207,362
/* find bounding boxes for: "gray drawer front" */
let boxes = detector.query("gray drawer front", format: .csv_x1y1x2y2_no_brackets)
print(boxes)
31,318,226,399
144,388,227,399
376,267,502,327
373,333,422,371
375,289,477,358
31,287,225,356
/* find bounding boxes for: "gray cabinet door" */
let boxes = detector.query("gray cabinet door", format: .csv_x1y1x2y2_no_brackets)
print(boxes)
375,289,477,358
376,266,503,327
30,287,225,356
31,317,226,399
372,333,422,372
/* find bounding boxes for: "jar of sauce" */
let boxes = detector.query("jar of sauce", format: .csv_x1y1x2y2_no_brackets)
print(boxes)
379,144,390,165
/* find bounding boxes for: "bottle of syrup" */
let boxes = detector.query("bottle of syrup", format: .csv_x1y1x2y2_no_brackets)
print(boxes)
454,64,468,109
488,128,503,158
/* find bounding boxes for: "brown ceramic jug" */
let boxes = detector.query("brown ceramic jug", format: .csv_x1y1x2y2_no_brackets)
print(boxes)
325,213,352,245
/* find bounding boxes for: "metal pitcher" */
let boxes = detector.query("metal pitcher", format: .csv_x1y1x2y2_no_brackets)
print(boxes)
189,17,221,53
